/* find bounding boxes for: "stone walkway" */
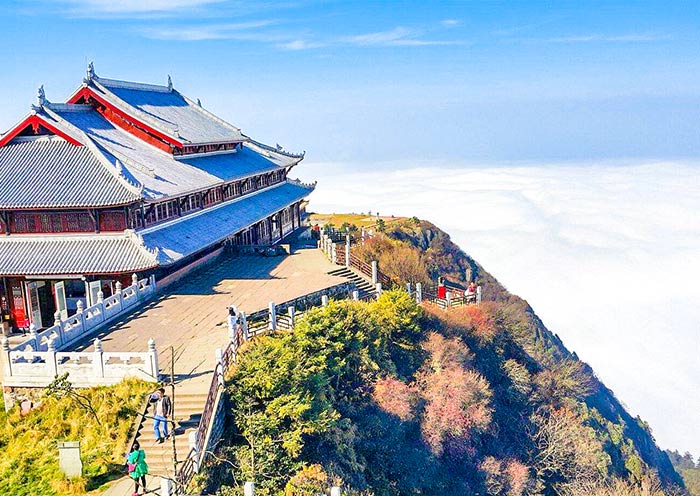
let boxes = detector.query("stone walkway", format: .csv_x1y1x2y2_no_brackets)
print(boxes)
75,245,344,386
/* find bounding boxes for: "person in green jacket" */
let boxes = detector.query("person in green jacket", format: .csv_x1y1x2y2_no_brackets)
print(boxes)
127,441,148,496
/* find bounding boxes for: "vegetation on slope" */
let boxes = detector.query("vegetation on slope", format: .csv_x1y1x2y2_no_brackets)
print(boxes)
0,378,151,496
667,451,700,496
201,217,684,495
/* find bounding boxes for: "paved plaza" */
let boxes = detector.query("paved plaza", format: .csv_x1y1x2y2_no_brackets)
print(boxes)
74,245,345,389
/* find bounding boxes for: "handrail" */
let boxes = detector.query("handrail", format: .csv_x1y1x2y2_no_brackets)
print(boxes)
125,393,152,460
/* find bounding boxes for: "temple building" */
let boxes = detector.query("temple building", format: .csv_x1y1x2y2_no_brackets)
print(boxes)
0,64,314,331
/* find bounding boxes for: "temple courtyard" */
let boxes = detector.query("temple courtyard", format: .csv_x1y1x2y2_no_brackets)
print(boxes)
72,244,345,390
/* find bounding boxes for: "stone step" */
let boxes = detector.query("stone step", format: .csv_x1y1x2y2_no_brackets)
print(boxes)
139,430,198,443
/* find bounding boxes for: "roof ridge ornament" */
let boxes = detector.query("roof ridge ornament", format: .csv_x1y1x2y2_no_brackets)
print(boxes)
36,85,46,107
86,61,96,82
167,75,173,91
197,98,202,107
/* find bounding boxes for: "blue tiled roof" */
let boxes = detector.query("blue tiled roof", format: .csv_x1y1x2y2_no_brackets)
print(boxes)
93,78,245,144
0,234,157,276
0,137,140,209
53,106,299,200
140,181,313,265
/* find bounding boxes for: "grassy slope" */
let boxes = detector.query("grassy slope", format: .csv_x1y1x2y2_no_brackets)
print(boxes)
0,379,152,496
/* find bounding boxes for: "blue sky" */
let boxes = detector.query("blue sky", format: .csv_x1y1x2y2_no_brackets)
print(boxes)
0,0,698,163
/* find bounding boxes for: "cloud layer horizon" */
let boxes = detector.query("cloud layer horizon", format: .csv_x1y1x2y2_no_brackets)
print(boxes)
304,160,700,455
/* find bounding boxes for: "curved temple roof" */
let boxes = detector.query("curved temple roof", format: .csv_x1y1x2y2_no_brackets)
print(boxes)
0,137,140,209
0,234,157,276
141,180,313,265
84,75,246,145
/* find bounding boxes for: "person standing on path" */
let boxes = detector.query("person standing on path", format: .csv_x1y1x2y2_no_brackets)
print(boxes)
226,305,239,336
152,387,172,444
127,440,148,496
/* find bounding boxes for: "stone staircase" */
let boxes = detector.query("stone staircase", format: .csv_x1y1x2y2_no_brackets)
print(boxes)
327,266,376,298
135,390,208,478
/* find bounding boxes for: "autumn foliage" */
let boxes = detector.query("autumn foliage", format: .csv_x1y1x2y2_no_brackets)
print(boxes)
372,377,416,422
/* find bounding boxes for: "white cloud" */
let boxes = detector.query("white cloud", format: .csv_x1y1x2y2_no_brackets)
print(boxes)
342,26,457,47
301,160,700,454
546,33,669,43
441,19,461,27
279,39,326,51
142,20,281,41
58,0,223,15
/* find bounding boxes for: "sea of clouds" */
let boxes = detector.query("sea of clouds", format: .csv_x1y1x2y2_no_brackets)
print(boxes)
302,160,700,455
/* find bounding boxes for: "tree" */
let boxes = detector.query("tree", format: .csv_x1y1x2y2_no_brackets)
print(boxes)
45,372,101,425
418,333,492,457
285,464,329,496
529,406,608,492
532,358,594,407
372,377,416,422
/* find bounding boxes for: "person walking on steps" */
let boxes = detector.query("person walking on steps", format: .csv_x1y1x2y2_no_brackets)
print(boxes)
127,440,148,496
151,387,172,444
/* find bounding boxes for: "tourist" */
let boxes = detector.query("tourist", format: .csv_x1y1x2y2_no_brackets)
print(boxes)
151,387,172,443
127,440,148,496
227,305,240,344
466,281,477,301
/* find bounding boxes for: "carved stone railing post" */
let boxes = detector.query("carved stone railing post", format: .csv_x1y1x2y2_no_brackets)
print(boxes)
331,487,342,496
331,242,337,264
321,295,329,307
133,274,140,300
96,290,105,320
115,281,123,311
93,338,104,378
345,235,351,268
76,299,86,333
415,282,422,304
53,311,64,347
268,302,277,331
29,324,38,350
352,290,359,301
288,306,295,328
371,261,378,284
446,291,452,308
476,285,482,305
2,336,12,377
46,338,58,377
375,283,382,299
406,282,411,294
240,312,249,341
147,338,159,380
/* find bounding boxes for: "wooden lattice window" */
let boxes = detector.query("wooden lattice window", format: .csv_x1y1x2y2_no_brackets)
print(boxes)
99,211,126,231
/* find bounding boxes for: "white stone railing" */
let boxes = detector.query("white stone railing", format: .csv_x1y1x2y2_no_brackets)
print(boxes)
1,336,159,387
11,274,156,353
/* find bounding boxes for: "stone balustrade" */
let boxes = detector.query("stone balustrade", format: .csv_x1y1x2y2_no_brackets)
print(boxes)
1,336,159,387
11,275,156,353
